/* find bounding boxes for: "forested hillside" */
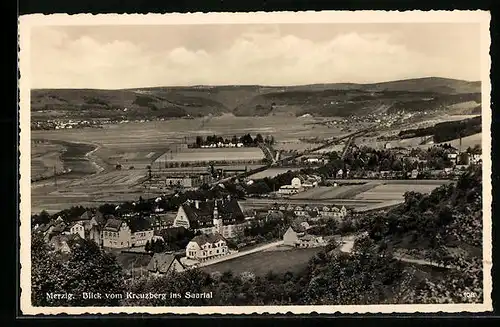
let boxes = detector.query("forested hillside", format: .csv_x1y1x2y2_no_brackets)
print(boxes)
31,77,481,119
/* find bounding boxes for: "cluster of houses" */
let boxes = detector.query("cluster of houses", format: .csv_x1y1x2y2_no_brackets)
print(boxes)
278,175,322,196
34,195,252,267
268,204,348,221
33,211,165,250
198,142,245,148
35,192,354,270
330,145,481,180
31,119,104,130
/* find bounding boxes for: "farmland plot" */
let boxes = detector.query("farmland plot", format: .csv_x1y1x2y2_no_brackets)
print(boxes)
354,184,441,201
155,147,265,164
31,142,66,179
291,183,380,200
249,167,301,179
68,170,147,187
201,247,322,277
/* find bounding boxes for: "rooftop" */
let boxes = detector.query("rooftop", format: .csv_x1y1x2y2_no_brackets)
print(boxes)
147,252,181,274
190,233,227,247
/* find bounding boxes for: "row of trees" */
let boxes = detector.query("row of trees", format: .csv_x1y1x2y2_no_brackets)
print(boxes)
398,115,481,143
145,227,198,253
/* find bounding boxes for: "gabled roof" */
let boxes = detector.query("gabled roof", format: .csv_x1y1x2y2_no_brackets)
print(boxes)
51,221,67,233
190,233,226,247
69,221,84,228
284,226,298,237
78,211,93,221
181,198,244,227
104,218,123,232
147,253,181,273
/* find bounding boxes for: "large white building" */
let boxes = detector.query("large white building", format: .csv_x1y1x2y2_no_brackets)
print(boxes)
102,218,154,249
278,177,304,195
186,233,229,262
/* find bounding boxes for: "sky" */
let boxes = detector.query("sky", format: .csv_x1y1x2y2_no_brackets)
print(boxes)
30,23,481,89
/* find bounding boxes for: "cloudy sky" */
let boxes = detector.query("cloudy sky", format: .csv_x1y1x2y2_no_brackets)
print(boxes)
30,23,481,89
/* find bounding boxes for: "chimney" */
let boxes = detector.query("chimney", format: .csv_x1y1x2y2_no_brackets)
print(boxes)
194,200,200,209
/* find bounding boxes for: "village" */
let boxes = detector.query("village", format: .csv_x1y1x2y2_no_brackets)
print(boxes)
33,190,351,276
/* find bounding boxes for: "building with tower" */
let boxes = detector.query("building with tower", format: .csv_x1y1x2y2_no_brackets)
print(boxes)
173,197,249,239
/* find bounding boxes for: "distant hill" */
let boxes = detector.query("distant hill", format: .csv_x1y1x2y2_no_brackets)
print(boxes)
31,77,481,119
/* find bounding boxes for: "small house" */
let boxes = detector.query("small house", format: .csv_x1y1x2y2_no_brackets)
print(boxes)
147,252,185,275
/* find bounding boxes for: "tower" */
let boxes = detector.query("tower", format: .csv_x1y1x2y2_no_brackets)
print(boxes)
212,200,223,234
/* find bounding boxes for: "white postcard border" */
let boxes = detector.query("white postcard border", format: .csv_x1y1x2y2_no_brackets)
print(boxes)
18,10,493,315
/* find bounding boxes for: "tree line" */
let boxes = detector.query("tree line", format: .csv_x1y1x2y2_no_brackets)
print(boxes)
398,115,481,143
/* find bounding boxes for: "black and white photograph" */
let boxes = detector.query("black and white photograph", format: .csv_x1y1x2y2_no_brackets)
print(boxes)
18,11,492,314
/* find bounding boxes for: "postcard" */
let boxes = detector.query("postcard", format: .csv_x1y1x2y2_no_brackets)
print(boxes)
18,11,492,314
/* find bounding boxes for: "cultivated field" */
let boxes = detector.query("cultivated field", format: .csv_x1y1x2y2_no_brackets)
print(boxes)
201,247,322,276
31,141,65,179
67,170,147,188
32,115,344,169
30,115,346,213
291,184,379,200
436,132,482,149
248,167,302,179
354,184,442,201
154,147,265,164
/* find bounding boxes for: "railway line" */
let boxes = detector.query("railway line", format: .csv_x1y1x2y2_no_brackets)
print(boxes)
210,124,378,186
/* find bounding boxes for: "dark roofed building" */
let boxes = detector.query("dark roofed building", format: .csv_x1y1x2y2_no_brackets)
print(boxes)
146,214,173,232
104,218,124,232
174,197,248,239
147,252,185,274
